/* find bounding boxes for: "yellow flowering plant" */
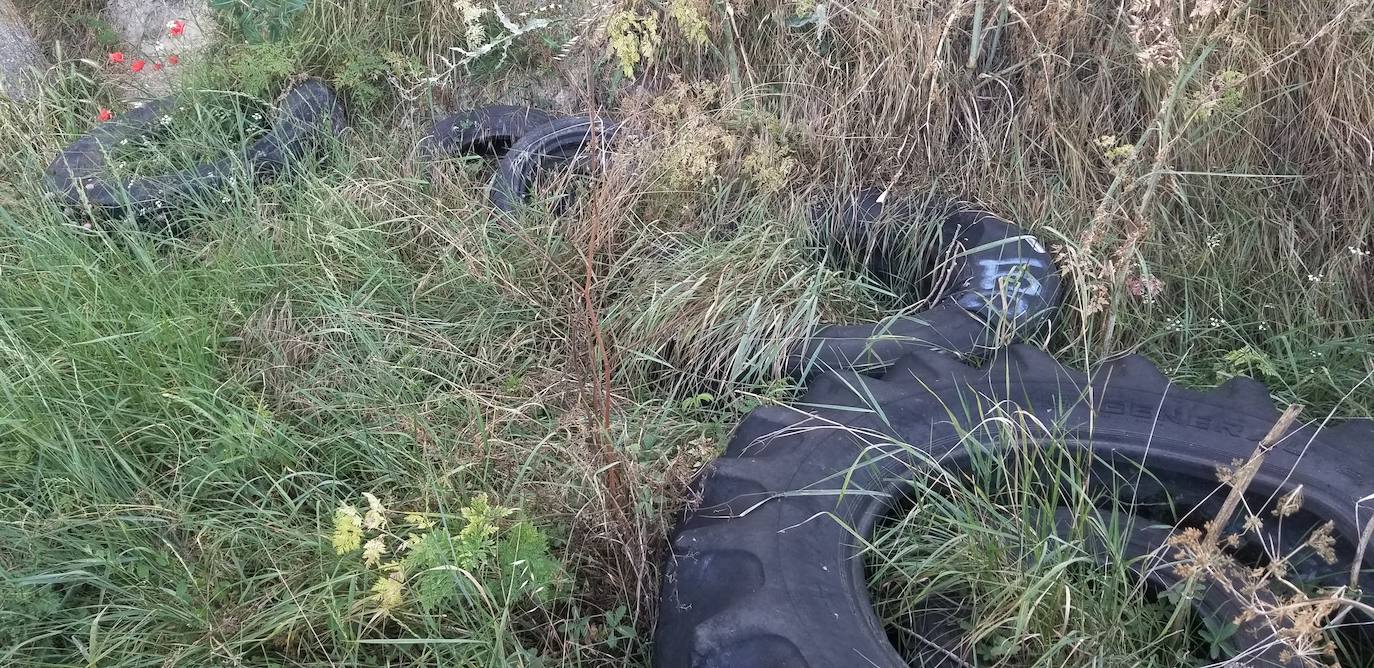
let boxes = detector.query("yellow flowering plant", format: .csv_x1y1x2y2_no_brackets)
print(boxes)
328,492,565,621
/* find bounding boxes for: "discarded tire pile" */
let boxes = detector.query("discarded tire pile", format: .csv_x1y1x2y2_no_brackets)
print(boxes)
46,87,1374,666
47,84,613,222
465,109,1374,666
651,196,1374,666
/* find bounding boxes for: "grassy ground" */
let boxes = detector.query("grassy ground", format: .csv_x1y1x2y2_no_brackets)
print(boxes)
2,0,1372,666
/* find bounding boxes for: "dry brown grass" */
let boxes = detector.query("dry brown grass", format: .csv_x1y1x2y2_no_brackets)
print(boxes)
617,0,1374,342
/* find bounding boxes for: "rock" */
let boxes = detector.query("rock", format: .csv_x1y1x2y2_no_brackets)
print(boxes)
0,0,48,100
105,0,213,97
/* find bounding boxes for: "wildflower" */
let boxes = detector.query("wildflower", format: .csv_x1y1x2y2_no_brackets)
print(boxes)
1274,485,1303,517
1216,458,1245,485
168,54,180,66
1306,273,1323,283
1093,134,1134,161
331,504,364,554
1126,274,1165,303
362,537,388,566
81,221,92,230
1265,559,1289,580
398,532,425,552
1307,521,1337,564
369,575,405,614
97,107,114,122
362,492,388,530
154,62,164,71
109,52,126,64
160,115,174,126
1350,245,1370,258
131,60,147,73
1104,144,1134,161
169,19,186,37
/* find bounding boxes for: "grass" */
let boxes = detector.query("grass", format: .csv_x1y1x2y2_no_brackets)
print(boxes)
1,0,1372,666
868,421,1203,667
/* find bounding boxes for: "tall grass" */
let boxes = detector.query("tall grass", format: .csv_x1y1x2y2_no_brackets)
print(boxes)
869,415,1201,667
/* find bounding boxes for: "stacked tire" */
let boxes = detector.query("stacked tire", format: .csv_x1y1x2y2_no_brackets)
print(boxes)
653,195,1374,667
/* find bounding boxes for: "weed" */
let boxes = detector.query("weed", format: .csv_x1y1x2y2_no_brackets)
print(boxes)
607,10,661,78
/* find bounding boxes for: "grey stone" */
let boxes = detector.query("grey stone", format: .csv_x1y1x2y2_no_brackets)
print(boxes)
0,0,48,100
106,0,213,96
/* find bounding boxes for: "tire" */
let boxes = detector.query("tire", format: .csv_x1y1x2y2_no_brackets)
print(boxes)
653,345,1374,667
487,114,619,214
418,105,555,162
46,78,346,220
785,190,1062,376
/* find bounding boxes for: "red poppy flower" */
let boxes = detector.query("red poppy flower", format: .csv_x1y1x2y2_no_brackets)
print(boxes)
154,62,165,71
109,52,126,64
169,19,186,37
168,54,180,66
131,60,146,73
98,108,114,122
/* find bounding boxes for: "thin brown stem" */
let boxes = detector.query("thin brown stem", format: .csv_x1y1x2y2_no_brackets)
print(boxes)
1205,404,1303,548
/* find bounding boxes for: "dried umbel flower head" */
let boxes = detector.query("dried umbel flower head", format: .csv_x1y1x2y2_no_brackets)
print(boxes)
1273,485,1304,518
1126,273,1165,303
1306,521,1337,564
1129,0,1182,73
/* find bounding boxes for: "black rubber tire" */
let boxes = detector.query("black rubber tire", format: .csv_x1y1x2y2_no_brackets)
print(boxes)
417,104,552,161
487,114,619,214
418,105,555,162
46,78,346,220
785,190,1063,376
654,346,1374,667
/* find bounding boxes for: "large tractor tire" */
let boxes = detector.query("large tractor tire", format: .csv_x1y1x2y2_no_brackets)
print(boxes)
654,345,1373,666
655,190,1371,667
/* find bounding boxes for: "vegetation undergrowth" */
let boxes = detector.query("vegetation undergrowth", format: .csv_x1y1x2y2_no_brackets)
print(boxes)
870,417,1204,667
1,0,1371,666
